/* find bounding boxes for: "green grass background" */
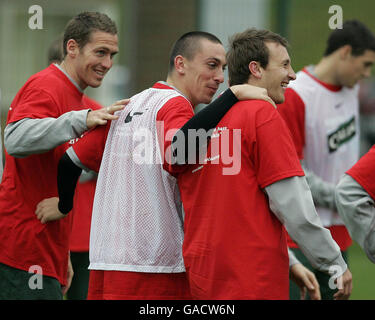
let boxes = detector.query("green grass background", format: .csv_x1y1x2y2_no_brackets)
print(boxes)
348,242,375,299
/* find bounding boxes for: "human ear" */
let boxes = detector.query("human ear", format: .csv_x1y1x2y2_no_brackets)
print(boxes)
339,45,353,60
249,61,262,79
66,39,79,58
174,55,186,75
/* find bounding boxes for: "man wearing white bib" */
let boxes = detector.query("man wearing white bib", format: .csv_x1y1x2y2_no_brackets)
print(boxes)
277,20,375,300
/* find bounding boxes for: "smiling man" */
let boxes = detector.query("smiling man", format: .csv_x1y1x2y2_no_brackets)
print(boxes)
277,19,375,300
0,12,127,300
34,31,278,300
176,28,352,300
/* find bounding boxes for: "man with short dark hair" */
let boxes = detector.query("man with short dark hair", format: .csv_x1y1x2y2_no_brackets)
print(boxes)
0,12,127,300
176,28,352,300
47,36,102,300
277,19,375,300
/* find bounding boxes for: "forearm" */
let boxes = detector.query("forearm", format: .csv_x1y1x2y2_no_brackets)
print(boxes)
302,162,337,211
288,248,300,268
78,170,98,183
172,88,238,164
179,88,238,133
336,174,375,263
265,176,347,275
57,151,83,214
5,110,89,157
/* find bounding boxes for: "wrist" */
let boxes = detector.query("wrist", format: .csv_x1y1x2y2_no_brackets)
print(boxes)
229,85,241,99
86,109,92,129
58,200,71,215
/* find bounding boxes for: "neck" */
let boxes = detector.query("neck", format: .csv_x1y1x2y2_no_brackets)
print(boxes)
313,55,340,86
166,75,195,107
247,78,264,90
60,59,87,90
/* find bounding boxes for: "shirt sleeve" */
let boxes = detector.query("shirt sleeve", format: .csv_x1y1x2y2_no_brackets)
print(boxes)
71,121,111,172
253,103,305,189
4,111,88,157
302,162,337,211
266,176,348,274
156,96,195,175
277,87,305,160
8,88,61,122
335,174,375,263
346,145,375,200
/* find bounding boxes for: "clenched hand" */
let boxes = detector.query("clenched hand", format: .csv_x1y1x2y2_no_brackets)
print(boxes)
35,197,65,224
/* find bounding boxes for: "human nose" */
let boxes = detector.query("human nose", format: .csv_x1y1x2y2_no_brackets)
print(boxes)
101,55,113,70
214,68,225,84
363,67,372,79
288,66,296,81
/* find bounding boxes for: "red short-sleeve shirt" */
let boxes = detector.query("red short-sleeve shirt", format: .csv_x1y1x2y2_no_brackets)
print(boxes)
177,100,304,299
0,64,87,285
347,145,375,200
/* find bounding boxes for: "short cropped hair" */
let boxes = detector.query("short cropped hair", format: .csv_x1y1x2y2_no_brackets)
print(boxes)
226,28,288,86
168,31,222,73
63,12,117,57
324,20,375,56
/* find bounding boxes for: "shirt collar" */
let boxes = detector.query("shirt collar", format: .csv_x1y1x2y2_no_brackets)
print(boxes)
54,63,84,93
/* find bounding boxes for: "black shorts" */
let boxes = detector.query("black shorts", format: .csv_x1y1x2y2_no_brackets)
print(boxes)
0,262,63,300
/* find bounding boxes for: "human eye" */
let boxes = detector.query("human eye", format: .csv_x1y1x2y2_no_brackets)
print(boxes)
283,59,291,68
96,50,106,57
364,61,373,68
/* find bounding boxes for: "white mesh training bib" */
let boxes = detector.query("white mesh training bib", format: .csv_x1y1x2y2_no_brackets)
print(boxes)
89,86,188,273
290,69,360,226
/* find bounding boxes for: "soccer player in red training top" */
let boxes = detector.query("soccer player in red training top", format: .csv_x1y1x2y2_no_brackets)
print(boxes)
47,37,101,300
174,28,353,300
38,31,325,300
36,31,278,300
0,12,127,300
277,20,375,299
336,145,375,264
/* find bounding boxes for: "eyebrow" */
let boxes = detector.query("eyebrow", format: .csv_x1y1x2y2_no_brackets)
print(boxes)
281,58,291,64
96,46,118,56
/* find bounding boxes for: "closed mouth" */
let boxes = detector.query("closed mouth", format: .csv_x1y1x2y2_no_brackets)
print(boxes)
208,86,218,92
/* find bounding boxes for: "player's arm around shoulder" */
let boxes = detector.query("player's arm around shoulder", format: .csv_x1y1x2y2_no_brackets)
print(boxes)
5,98,128,158
230,84,276,108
